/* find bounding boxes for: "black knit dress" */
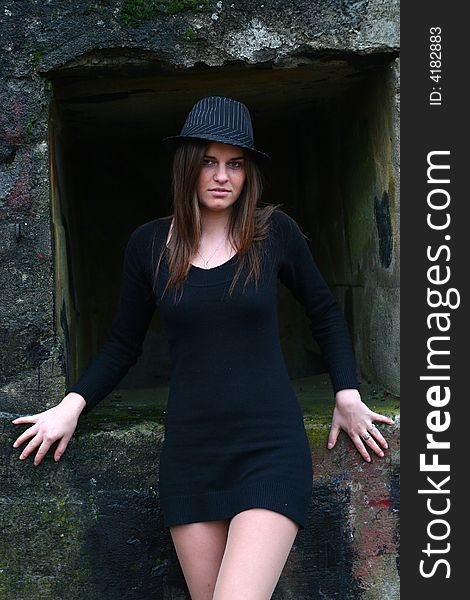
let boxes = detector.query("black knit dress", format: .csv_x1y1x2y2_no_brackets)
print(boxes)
67,210,359,530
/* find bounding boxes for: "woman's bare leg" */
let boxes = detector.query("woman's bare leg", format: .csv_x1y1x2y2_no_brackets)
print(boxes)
212,508,299,600
170,518,231,600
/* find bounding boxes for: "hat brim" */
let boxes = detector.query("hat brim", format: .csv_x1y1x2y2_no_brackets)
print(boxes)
161,134,271,163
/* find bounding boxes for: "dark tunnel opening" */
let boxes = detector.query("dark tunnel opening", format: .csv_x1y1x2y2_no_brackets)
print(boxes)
48,56,398,409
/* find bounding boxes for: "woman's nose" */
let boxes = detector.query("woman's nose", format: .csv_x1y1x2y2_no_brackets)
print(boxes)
214,164,229,182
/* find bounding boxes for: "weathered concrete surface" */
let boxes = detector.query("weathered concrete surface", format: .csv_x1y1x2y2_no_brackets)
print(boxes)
1,1,399,78
2,376,399,599
1,1,399,598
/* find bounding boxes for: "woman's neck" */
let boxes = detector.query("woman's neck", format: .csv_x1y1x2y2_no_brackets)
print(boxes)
198,207,233,241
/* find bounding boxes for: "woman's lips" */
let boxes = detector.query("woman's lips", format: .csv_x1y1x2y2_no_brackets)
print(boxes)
209,189,230,196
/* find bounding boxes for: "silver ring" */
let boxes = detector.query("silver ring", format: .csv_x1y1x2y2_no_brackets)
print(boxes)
363,432,371,441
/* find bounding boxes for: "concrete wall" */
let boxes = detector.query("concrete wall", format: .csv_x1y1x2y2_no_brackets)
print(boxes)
1,377,399,599
297,63,400,395
1,1,400,598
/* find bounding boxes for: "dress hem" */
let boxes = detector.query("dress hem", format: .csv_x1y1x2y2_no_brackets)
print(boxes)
160,477,312,531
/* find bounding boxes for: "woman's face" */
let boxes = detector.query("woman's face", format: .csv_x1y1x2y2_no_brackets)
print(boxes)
196,142,246,213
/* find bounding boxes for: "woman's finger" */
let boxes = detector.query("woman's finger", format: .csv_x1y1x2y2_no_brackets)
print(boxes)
370,411,395,426
13,424,39,449
18,433,42,461
12,415,39,424
351,434,371,463
33,439,55,466
361,429,385,457
368,423,389,450
53,435,72,463
327,421,341,450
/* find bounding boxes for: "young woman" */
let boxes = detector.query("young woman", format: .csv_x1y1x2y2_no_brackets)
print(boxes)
12,96,393,599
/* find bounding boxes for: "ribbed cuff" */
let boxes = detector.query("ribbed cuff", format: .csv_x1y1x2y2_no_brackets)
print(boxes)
330,368,360,396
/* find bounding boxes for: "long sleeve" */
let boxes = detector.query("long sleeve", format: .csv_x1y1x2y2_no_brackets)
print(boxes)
277,212,360,395
66,225,156,414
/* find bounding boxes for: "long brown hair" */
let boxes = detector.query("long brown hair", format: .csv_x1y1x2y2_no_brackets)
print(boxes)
152,139,281,302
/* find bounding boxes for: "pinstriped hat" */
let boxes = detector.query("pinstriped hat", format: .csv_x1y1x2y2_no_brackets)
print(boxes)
162,96,271,162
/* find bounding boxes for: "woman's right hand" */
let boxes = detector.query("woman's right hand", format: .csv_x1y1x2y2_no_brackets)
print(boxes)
11,393,86,466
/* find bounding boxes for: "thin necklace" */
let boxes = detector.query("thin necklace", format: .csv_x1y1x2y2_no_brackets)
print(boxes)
196,226,230,268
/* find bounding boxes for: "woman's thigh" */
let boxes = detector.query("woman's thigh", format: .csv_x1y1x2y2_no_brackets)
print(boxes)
212,508,299,600
170,518,231,600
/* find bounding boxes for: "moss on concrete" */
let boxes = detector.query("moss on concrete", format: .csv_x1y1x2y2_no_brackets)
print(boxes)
32,43,55,66
166,0,209,14
0,496,95,599
183,25,197,40
121,0,159,25
120,0,209,25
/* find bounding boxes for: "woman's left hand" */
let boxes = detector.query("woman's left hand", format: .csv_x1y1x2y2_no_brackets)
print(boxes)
327,388,395,462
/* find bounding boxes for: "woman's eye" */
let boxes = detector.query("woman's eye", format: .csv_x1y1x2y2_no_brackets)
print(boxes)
201,159,244,169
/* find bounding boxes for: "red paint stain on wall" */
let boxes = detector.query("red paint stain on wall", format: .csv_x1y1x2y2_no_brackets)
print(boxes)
368,498,391,508
1,150,33,220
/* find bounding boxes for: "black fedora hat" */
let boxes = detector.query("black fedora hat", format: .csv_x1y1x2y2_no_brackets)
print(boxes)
162,96,271,163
